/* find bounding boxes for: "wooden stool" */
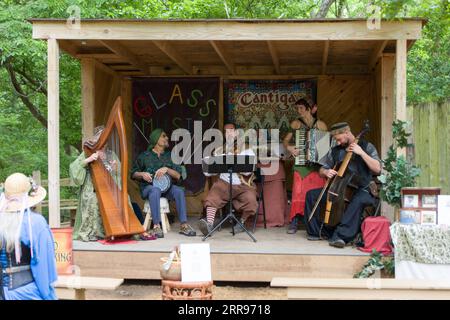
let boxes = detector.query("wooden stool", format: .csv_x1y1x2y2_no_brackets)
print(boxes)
161,280,213,300
143,198,171,233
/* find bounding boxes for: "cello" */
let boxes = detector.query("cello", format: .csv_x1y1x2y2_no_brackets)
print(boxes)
308,121,370,227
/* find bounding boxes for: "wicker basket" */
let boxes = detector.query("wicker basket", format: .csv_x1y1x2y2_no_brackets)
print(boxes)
160,257,182,281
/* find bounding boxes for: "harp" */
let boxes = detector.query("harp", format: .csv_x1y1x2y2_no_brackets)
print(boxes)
83,96,144,239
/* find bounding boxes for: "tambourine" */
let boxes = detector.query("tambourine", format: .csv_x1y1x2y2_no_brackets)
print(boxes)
153,173,172,193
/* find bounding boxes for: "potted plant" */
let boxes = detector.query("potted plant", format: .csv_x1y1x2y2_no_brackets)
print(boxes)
378,120,421,211
354,249,395,278
355,121,420,278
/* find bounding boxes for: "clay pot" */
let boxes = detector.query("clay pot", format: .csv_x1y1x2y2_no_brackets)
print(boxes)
160,257,182,281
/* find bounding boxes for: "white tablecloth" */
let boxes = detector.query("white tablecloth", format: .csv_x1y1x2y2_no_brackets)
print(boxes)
396,260,450,280
391,223,450,280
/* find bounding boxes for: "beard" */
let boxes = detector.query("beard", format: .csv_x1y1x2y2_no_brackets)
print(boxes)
0,212,22,253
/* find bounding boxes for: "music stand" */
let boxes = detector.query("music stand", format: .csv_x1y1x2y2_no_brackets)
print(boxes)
201,155,257,242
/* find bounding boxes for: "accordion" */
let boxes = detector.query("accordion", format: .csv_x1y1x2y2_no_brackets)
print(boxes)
295,128,331,166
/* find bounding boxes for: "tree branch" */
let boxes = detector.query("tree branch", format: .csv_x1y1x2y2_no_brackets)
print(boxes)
312,0,337,18
16,68,48,96
4,61,48,129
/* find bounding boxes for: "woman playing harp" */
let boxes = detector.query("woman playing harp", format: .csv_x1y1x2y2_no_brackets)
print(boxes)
70,126,155,241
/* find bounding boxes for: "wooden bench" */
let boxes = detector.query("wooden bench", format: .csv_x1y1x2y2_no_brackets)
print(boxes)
271,277,450,300
55,275,124,300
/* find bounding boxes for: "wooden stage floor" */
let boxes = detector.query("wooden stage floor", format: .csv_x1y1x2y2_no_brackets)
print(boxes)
73,218,370,282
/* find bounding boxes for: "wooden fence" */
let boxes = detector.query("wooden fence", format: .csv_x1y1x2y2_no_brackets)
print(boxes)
32,170,77,226
407,99,450,194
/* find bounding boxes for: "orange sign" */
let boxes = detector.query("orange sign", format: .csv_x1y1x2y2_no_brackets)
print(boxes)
51,228,73,275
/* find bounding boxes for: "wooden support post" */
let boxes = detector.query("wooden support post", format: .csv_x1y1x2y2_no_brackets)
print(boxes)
381,54,395,159
219,77,223,131
32,170,42,214
47,38,60,228
380,54,396,221
81,58,95,140
396,39,407,157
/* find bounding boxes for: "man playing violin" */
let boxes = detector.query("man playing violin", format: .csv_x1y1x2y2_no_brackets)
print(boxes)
303,122,382,248
198,122,258,237
131,128,196,238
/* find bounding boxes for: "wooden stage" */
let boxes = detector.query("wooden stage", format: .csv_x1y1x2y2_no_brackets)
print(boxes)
73,218,370,282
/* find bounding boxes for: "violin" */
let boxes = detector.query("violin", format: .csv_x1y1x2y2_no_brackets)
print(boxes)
308,121,370,227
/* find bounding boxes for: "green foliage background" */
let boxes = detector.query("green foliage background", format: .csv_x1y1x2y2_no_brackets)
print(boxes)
0,0,449,182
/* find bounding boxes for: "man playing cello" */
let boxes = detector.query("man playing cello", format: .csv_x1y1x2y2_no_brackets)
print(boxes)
303,122,382,248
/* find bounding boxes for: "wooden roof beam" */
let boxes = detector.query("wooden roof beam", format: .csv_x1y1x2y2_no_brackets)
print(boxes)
369,40,388,70
210,41,235,75
153,40,193,75
99,40,149,74
58,40,78,57
32,20,423,41
321,40,330,75
76,53,119,59
93,59,120,78
266,41,280,75
147,64,369,76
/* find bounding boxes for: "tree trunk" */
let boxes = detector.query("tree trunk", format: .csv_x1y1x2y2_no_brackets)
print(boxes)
336,0,346,18
4,61,48,129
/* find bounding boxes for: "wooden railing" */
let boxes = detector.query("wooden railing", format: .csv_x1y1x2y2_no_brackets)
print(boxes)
32,170,77,227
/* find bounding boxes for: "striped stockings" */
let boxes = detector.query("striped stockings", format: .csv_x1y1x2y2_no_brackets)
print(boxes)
206,207,217,225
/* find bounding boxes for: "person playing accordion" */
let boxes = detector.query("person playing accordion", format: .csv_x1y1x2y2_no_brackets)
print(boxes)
283,99,328,234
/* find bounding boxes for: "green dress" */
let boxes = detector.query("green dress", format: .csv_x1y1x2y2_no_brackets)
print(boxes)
69,152,105,241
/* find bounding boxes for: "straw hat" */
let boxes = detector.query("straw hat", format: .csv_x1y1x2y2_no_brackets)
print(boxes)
1,173,47,212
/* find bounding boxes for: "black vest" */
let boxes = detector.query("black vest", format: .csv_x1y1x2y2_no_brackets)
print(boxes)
330,139,372,188
1,243,33,298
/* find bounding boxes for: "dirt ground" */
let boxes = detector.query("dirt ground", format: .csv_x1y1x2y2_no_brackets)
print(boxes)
86,280,287,300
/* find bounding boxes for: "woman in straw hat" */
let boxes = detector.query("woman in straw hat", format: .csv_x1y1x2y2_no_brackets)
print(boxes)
0,173,57,300
70,126,155,241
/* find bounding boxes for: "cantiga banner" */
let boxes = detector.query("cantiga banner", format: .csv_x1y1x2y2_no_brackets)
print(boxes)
224,79,317,137
132,77,220,195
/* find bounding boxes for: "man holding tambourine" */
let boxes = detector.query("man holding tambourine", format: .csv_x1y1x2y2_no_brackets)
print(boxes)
131,128,196,238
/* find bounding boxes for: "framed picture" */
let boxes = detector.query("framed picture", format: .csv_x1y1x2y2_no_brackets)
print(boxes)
420,210,437,225
403,194,419,208
399,209,421,224
438,195,450,226
401,187,441,208
422,195,437,208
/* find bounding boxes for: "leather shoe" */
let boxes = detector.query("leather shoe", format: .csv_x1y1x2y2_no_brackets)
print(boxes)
287,215,300,234
307,235,321,241
233,220,247,234
329,238,345,248
179,223,197,237
152,225,164,238
198,219,213,236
